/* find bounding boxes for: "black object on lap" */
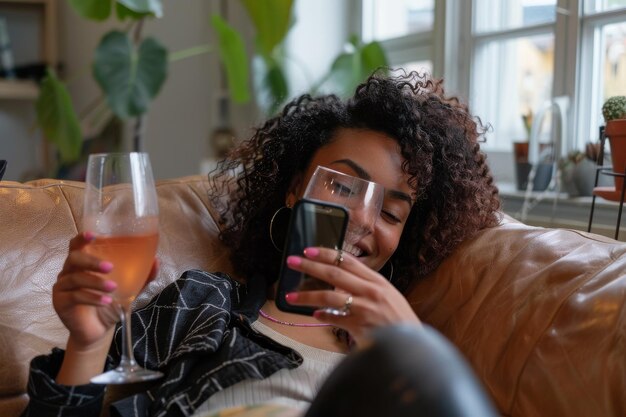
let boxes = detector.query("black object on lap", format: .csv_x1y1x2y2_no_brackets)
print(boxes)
306,325,498,417
0,160,6,181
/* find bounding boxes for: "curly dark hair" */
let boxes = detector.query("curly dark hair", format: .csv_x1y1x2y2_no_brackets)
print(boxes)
209,71,500,293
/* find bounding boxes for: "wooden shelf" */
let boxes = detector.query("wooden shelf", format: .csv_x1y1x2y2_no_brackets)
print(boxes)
0,79,39,99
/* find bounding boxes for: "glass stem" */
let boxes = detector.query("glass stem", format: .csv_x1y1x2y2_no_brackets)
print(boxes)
118,304,137,370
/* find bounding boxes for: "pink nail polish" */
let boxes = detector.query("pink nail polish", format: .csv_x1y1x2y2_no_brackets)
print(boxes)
103,280,117,291
99,261,114,273
83,231,95,241
304,247,320,257
313,310,323,318
286,256,302,267
285,292,299,302
101,295,112,305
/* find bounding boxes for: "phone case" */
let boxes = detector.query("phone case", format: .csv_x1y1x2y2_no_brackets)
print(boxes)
275,198,348,315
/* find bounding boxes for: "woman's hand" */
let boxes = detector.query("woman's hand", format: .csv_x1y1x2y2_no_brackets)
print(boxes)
283,247,421,347
53,232,159,351
54,232,159,385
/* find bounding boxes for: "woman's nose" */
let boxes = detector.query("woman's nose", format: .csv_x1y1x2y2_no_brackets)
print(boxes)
347,207,375,237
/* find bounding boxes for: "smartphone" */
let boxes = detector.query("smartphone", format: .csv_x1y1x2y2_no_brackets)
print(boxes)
276,198,348,315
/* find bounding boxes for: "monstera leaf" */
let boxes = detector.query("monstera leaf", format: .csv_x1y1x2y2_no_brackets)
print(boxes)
93,31,168,119
35,70,82,163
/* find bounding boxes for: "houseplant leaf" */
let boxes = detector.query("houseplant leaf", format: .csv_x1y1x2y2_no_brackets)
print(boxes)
264,59,289,115
116,3,155,20
211,15,250,103
240,0,293,56
322,39,388,97
360,41,388,77
93,31,168,119
117,0,163,18
252,56,289,116
35,70,82,163
68,0,112,21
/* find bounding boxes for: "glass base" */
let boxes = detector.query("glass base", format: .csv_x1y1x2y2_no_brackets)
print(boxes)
90,364,163,385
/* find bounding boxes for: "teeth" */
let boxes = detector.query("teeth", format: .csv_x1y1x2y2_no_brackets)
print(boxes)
342,242,363,257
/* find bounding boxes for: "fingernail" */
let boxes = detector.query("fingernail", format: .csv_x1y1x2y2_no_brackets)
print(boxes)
99,261,114,273
285,292,298,302
103,280,117,291
83,231,95,241
303,247,320,257
100,295,112,305
313,310,323,318
286,256,302,267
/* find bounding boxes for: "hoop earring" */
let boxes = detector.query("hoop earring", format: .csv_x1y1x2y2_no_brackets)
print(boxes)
380,261,394,283
270,206,292,252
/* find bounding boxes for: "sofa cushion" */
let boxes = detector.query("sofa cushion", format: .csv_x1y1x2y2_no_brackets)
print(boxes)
0,176,231,414
407,215,626,416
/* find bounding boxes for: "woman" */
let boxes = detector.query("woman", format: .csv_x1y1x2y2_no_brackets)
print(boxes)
23,71,500,417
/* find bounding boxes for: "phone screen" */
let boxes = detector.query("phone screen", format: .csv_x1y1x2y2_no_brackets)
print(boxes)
276,199,348,315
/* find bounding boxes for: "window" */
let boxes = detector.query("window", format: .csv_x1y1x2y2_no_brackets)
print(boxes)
359,0,440,76
469,0,557,151
577,1,626,148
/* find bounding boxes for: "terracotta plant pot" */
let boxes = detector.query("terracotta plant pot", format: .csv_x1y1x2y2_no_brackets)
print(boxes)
606,119,626,195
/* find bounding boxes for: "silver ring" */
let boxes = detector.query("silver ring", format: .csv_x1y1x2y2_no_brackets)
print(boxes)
341,294,353,315
320,294,353,317
334,249,344,266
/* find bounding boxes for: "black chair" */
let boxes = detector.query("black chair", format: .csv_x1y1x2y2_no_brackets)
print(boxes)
587,126,626,240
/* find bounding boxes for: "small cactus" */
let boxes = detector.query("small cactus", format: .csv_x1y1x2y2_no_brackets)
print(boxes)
602,96,626,122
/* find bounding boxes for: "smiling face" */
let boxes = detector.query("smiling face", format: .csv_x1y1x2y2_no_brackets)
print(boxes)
287,128,414,272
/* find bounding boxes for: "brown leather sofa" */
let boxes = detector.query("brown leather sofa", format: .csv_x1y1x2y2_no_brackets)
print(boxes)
1,176,625,417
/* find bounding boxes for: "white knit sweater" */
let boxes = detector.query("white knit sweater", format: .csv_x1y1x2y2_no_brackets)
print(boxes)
192,321,346,416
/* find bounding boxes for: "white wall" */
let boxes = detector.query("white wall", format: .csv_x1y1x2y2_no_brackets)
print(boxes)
285,0,352,97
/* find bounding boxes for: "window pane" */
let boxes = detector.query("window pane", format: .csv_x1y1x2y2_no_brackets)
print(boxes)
400,60,433,76
362,0,434,41
472,34,554,150
474,0,556,33
586,21,626,142
584,0,626,14
602,22,626,100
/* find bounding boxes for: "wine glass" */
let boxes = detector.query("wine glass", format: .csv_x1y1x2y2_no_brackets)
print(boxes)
83,152,163,384
303,165,385,255
302,166,385,315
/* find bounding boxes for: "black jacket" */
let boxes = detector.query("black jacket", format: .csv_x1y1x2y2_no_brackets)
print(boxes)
22,270,302,417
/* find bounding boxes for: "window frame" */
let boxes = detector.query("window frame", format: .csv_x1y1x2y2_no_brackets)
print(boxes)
354,0,446,77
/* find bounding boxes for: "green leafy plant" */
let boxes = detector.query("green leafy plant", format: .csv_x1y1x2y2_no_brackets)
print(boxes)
602,95,626,123
35,0,387,171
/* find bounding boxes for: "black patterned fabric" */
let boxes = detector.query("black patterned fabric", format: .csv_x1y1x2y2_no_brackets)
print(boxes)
22,270,302,417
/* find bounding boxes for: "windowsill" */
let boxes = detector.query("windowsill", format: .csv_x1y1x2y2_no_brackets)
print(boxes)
497,182,626,240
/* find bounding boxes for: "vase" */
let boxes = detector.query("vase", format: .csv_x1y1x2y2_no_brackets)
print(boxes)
513,141,553,191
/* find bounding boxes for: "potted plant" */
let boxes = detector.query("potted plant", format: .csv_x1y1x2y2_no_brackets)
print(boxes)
601,95,626,198
35,0,387,178
559,142,610,196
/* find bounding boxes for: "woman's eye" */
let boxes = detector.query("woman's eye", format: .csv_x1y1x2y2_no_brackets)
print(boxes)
331,182,353,196
381,210,401,224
